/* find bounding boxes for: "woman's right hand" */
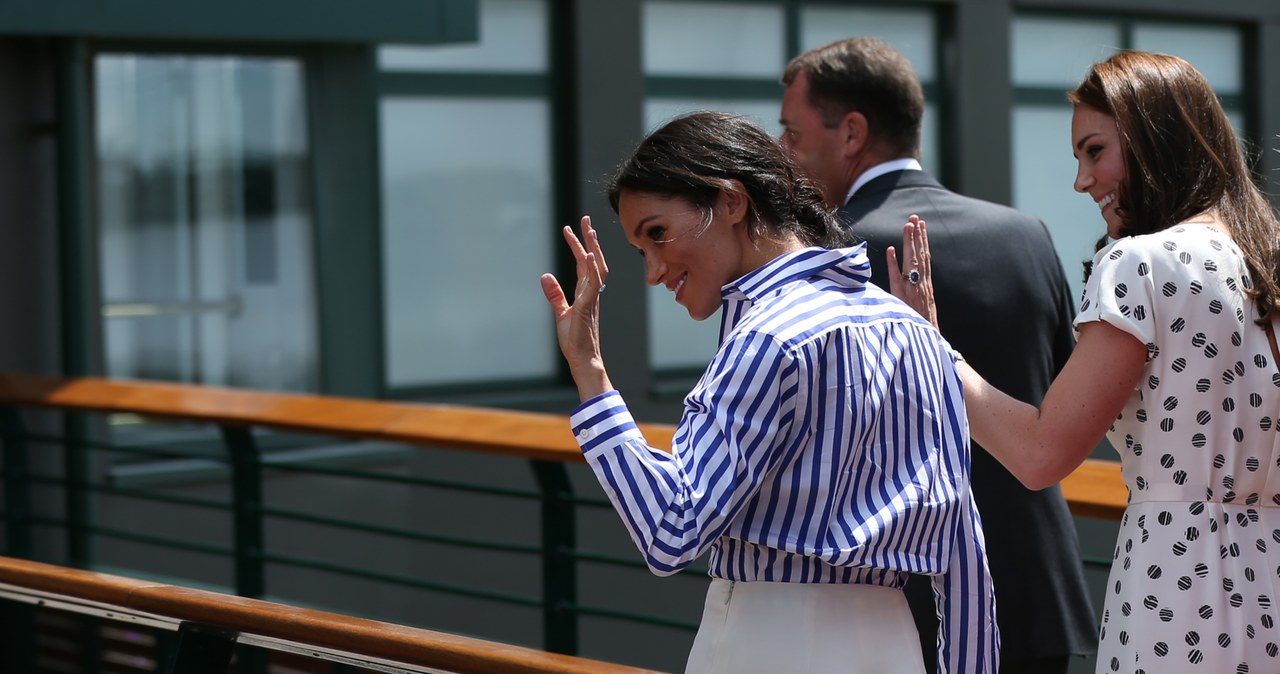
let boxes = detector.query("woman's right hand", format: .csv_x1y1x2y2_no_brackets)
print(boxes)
886,214,939,328
539,215,614,401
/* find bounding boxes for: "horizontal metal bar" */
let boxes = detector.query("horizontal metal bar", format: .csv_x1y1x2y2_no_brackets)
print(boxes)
565,549,708,579
262,553,544,608
75,522,235,558
563,601,698,632
0,583,457,674
102,298,243,319
258,505,542,556
0,581,177,631
256,459,541,500
235,632,458,674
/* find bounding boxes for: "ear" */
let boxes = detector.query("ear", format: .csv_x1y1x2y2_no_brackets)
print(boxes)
716,179,750,226
839,111,870,158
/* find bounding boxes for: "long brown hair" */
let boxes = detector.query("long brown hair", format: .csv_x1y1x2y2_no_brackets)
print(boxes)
1070,50,1280,323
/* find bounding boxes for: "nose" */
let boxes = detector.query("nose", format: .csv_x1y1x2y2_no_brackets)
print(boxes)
1073,162,1092,194
643,254,665,287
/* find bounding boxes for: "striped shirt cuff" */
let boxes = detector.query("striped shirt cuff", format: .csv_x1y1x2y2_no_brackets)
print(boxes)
569,390,644,457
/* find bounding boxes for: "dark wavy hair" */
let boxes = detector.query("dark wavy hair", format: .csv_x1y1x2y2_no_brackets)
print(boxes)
607,111,837,248
1071,50,1280,323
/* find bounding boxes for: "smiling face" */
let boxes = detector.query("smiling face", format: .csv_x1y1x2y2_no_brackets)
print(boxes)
1071,104,1128,238
617,190,754,321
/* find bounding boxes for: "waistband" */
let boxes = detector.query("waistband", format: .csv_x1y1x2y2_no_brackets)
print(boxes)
1128,483,1279,508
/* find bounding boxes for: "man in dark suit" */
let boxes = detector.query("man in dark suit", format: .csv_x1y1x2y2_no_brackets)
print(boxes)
779,37,1097,674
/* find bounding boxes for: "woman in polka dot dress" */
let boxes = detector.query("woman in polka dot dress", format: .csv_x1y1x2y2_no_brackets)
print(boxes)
888,51,1280,673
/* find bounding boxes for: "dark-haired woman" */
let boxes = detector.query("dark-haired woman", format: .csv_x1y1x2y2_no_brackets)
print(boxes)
891,51,1280,673
539,111,997,674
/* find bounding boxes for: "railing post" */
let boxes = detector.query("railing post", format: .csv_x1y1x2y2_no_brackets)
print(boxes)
55,35,98,572
221,426,265,598
1,408,32,557
220,426,268,674
164,622,237,674
531,460,577,655
0,600,35,674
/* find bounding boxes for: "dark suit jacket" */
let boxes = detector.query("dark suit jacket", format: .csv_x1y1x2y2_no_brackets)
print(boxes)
838,170,1098,663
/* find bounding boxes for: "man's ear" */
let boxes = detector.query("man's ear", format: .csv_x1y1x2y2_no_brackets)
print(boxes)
840,111,870,158
717,179,750,225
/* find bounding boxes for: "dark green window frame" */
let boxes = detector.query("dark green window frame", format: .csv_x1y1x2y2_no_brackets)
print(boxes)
374,1,578,409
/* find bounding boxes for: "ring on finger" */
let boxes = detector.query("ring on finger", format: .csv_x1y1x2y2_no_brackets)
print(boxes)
903,268,921,285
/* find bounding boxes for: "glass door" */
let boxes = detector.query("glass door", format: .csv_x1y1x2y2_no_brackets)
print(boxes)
95,53,318,394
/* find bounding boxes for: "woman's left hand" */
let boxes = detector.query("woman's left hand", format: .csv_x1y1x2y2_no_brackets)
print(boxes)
539,215,614,400
886,214,938,328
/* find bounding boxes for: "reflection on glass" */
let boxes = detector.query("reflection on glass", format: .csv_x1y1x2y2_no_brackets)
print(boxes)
380,98,556,387
96,54,318,393
1011,18,1120,88
643,1,785,77
378,0,548,73
799,6,936,81
1132,25,1241,93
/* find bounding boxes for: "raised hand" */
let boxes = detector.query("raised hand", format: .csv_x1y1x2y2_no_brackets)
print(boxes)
539,215,614,400
886,214,938,328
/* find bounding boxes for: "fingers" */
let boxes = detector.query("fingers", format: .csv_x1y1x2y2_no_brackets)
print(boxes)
886,245,904,298
918,217,931,276
580,216,609,286
563,218,608,300
540,273,569,315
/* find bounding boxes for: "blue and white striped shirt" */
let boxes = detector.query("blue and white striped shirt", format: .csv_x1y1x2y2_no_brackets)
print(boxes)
571,245,997,674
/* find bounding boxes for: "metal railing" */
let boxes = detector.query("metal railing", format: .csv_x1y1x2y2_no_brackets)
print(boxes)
0,554,664,674
0,373,1126,673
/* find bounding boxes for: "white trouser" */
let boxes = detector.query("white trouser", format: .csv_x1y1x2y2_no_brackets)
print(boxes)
685,578,926,674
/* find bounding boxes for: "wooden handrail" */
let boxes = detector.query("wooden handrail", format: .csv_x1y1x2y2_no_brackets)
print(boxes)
0,556,663,674
1059,457,1127,521
0,372,672,464
0,372,1125,519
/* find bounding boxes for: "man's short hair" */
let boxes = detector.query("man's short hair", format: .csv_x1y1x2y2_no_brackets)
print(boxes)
782,37,924,158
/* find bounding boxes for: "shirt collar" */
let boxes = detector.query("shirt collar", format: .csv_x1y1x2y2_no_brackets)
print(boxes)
844,158,923,205
723,244,872,304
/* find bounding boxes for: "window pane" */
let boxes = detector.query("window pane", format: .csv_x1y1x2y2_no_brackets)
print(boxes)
1132,24,1242,93
648,285,719,371
645,98,782,136
378,0,548,73
643,1,784,77
920,102,939,181
799,6,936,81
1011,106,1099,304
96,54,318,392
381,98,556,387
1012,18,1121,88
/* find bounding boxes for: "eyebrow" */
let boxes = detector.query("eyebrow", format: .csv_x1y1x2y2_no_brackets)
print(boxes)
632,214,661,239
1074,132,1099,152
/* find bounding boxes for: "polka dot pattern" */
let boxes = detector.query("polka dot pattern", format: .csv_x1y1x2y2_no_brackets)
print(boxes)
1075,225,1280,673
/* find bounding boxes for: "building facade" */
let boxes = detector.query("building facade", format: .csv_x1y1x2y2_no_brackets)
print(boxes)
2,1,1278,672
